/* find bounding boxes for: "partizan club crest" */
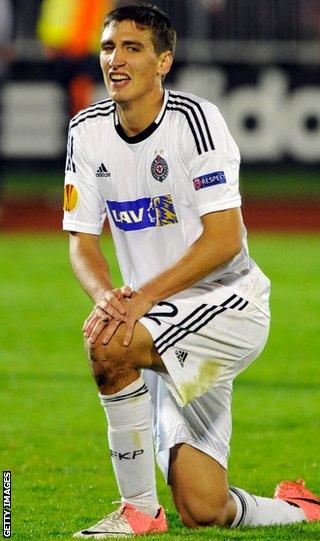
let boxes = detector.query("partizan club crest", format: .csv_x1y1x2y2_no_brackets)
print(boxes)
151,154,169,182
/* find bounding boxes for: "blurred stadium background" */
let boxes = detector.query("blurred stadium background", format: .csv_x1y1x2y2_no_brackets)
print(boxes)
1,0,320,230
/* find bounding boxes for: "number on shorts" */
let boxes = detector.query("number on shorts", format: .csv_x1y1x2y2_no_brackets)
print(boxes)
144,301,178,326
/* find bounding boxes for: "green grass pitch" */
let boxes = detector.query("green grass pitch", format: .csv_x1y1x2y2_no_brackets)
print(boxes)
1,232,320,540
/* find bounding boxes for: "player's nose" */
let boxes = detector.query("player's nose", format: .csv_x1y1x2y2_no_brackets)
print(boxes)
108,47,125,68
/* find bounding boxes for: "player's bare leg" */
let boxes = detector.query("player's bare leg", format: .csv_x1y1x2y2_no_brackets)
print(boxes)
169,443,236,527
169,443,318,529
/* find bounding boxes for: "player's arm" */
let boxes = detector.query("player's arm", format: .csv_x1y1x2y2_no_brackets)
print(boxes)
63,125,132,337
88,206,239,347
141,207,241,303
86,207,241,346
69,232,113,303
117,207,241,342
69,232,131,337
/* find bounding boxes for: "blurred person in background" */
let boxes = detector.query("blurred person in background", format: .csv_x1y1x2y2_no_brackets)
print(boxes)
0,0,14,83
63,2,320,538
37,0,114,117
0,0,14,223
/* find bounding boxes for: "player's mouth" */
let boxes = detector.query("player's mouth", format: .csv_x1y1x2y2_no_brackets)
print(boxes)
109,73,131,88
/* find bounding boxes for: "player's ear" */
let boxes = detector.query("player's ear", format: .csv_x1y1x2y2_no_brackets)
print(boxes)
157,51,173,78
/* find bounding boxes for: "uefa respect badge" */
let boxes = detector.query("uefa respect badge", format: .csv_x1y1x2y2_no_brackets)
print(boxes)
193,171,226,190
151,154,169,182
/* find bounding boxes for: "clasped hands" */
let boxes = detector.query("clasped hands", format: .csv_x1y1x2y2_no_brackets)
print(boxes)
83,286,154,347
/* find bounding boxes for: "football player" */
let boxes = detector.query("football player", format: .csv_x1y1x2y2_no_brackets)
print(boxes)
63,3,320,537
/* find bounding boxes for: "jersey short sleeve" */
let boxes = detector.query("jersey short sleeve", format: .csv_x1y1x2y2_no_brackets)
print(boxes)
62,124,106,235
186,102,241,217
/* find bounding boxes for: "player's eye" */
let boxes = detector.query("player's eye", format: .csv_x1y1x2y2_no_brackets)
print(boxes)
101,45,114,53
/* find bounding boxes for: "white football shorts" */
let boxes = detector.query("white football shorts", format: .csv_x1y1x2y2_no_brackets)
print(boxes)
140,281,270,479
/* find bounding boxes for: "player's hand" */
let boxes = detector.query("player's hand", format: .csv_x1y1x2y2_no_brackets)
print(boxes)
120,293,154,347
83,308,109,340
93,286,132,322
96,293,153,347
83,286,133,343
84,313,111,344
84,313,122,345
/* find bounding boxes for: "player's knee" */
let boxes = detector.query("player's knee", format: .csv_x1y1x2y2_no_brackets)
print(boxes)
85,326,126,363
85,331,134,387
177,497,229,529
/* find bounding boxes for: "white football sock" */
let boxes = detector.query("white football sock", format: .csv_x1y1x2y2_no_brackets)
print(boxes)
99,375,159,518
230,486,306,527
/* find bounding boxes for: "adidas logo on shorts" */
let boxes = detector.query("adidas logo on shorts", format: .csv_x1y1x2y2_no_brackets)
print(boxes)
175,349,188,367
96,163,111,178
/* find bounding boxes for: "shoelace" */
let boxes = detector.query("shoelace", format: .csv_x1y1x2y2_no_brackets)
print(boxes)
96,507,124,526
95,503,136,531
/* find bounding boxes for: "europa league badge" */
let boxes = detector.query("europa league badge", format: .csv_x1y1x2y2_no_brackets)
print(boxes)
151,154,169,182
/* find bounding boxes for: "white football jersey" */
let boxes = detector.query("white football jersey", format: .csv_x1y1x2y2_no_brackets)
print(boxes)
63,89,270,312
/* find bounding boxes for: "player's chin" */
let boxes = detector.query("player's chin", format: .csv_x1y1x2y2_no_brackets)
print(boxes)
111,94,129,104
108,88,130,104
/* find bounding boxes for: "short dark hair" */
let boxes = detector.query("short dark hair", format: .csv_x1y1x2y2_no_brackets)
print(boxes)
104,3,177,55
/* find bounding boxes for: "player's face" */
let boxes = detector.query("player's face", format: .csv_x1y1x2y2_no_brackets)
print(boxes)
100,20,171,105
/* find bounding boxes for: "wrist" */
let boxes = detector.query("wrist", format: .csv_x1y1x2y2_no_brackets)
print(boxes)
92,286,113,304
136,288,156,309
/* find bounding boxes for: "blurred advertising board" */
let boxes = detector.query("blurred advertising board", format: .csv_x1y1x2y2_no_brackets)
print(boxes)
168,63,320,164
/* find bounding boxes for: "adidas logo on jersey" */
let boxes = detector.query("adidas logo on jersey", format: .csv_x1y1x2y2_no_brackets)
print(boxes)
96,163,110,178
175,349,188,367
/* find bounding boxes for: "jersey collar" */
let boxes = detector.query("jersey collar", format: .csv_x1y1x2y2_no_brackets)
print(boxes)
114,89,169,144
